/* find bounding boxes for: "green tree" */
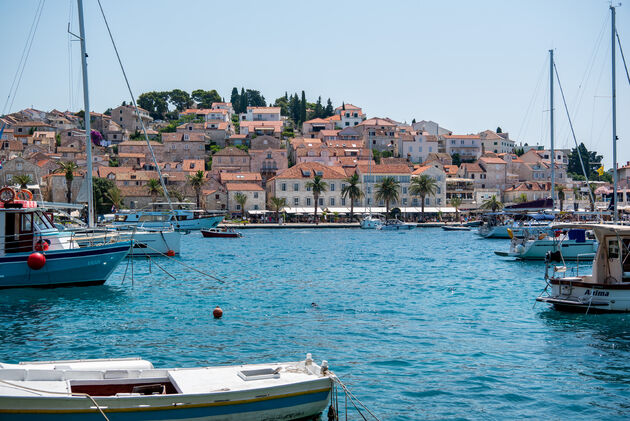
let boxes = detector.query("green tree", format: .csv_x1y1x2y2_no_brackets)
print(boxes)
481,195,503,212
239,87,248,113
516,193,528,203
186,170,206,208
268,196,287,223
105,187,124,211
568,142,602,180
191,89,221,109
496,127,502,133
230,87,240,114
146,178,162,200
12,174,32,189
313,96,324,118
54,161,79,203
305,175,328,223
588,183,597,212
300,91,307,124
341,173,364,221
451,153,461,166
92,177,117,214
234,192,247,219
375,176,400,214
324,98,334,117
555,185,565,211
410,175,437,221
168,89,193,111
274,95,290,116
137,91,169,120
449,196,462,221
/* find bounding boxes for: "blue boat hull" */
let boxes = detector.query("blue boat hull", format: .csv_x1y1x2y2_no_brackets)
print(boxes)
0,243,131,289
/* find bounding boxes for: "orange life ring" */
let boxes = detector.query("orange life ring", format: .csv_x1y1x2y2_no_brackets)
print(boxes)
0,187,16,203
17,189,33,201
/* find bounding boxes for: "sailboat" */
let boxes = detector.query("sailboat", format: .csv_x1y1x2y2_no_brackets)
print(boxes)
536,5,629,312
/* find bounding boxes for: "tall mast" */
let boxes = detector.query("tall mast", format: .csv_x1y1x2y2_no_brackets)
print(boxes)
77,0,94,227
611,5,618,222
549,49,555,207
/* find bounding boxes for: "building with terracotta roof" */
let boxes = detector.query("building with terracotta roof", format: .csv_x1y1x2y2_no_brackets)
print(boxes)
161,132,206,161
239,120,284,138
412,120,452,137
302,118,335,138
240,107,282,122
334,103,365,127
267,162,348,210
212,147,251,173
479,130,515,154
248,136,288,185
503,182,550,203
411,163,446,207
356,117,398,153
355,163,412,207
111,105,153,132
226,182,265,214
443,134,482,161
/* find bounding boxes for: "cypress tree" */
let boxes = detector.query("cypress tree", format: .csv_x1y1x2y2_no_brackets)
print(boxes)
325,98,334,117
230,87,240,113
300,91,307,124
240,87,248,114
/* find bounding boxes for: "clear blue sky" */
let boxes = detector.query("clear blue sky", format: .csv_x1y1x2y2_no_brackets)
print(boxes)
1,0,628,168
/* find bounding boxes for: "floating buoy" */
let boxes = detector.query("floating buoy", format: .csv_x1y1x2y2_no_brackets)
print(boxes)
166,250,176,257
27,252,46,270
213,306,223,319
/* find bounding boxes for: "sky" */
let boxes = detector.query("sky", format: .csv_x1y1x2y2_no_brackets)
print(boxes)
0,0,628,168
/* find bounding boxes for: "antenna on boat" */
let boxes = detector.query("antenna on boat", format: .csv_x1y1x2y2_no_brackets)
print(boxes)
610,4,618,222
549,49,555,210
76,0,94,228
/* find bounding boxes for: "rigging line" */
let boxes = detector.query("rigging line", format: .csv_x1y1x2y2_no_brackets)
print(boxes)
515,56,547,144
2,0,45,115
67,0,74,110
96,0,176,218
616,30,630,87
553,62,595,206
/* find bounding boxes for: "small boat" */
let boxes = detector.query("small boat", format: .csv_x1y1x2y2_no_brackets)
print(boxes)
113,203,225,231
536,224,630,312
0,194,131,289
495,228,597,260
360,214,383,229
377,219,415,231
464,220,482,227
477,212,554,239
442,225,471,231
201,227,242,238
0,354,333,420
75,227,182,257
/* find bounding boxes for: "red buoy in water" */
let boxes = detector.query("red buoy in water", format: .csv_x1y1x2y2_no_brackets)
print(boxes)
213,306,223,319
27,252,46,270
166,250,176,257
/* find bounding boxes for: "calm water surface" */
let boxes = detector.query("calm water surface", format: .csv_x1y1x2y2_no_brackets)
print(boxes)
1,228,630,420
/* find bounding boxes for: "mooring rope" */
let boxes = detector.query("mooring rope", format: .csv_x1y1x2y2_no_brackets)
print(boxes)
328,373,381,421
0,379,109,420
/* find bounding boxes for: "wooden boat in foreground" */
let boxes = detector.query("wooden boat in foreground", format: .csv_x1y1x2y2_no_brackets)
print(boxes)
201,228,242,238
0,354,332,420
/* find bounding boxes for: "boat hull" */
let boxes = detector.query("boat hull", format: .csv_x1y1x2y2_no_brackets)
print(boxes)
360,219,381,229
0,243,130,289
515,240,597,260
128,231,181,256
537,279,630,312
113,216,224,231
201,230,241,238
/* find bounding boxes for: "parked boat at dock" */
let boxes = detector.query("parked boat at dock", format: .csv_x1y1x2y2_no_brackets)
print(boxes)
74,226,181,257
360,214,383,229
442,225,471,231
477,212,554,239
377,219,415,231
112,203,224,231
0,354,332,420
201,227,242,238
536,224,630,312
0,197,130,289
495,228,597,260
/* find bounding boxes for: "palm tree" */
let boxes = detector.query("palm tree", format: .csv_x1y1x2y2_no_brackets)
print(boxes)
481,195,503,212
516,193,528,203
305,175,328,224
341,174,363,221
588,183,597,212
234,192,247,219
105,187,124,210
268,196,287,223
12,174,32,189
409,175,437,221
555,185,565,211
168,188,186,203
186,170,205,208
54,161,79,203
147,178,162,201
375,176,400,215
449,196,462,222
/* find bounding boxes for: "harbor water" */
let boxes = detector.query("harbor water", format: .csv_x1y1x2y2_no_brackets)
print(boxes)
1,228,629,420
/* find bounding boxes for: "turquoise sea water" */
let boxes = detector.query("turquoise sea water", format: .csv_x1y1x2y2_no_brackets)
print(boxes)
1,228,630,420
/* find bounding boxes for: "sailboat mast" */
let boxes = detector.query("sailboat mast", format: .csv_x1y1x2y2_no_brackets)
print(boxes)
77,0,94,227
549,49,555,207
611,5,618,222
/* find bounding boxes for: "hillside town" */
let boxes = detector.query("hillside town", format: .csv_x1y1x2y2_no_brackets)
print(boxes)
1,97,629,220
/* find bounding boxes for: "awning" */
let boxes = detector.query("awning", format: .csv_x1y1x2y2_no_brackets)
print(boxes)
247,210,270,215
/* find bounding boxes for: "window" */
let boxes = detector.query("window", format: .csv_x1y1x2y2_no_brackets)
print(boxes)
267,152,272,159
294,197,299,206
345,122,350,126
330,183,335,191
329,198,335,206
120,117,123,122
236,204,241,210
253,192,259,198
254,205,259,210
306,197,312,206
318,198,324,206
281,183,286,191
341,183,346,190
425,197,430,205
184,134,189,141
341,198,346,206
402,187,407,194
215,194,220,199
293,183,299,191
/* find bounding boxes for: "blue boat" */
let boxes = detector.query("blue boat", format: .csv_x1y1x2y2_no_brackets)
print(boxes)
0,195,130,289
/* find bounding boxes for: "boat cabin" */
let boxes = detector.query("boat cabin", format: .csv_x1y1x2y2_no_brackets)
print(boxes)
590,225,630,283
0,200,56,257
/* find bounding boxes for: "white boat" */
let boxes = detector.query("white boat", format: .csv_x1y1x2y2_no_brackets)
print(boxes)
536,224,630,312
75,227,182,257
112,203,224,231
360,214,383,229
477,213,554,239
0,354,332,420
377,219,415,231
0,196,131,289
495,228,597,260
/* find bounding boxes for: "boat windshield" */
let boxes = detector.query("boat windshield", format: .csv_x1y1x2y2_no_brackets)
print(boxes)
138,214,171,222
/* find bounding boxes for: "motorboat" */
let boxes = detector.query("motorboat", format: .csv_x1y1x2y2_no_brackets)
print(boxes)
536,224,630,312
477,212,554,239
75,226,182,257
377,219,415,231
442,225,471,231
112,203,224,231
0,193,130,289
0,354,332,420
360,214,383,229
201,227,242,238
495,228,597,260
